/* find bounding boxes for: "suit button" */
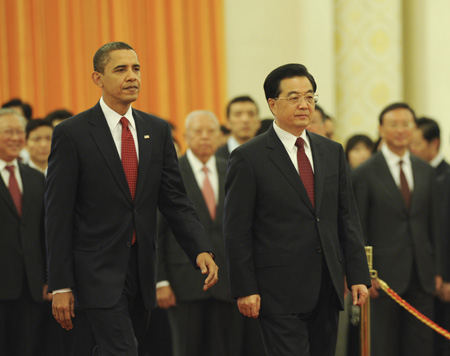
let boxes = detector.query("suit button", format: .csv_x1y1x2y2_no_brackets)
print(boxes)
134,209,138,215
127,242,132,247
315,247,322,253
316,217,320,222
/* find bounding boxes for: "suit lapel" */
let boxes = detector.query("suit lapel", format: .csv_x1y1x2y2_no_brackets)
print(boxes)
134,110,153,201
266,127,314,213
309,132,326,213
0,170,18,216
410,156,424,213
88,103,131,202
215,159,226,225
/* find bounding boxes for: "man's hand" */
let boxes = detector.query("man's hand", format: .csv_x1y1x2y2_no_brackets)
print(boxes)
157,286,177,309
435,275,443,293
52,291,75,330
196,252,218,291
369,278,380,299
351,284,369,306
237,294,261,318
42,284,53,302
438,282,450,302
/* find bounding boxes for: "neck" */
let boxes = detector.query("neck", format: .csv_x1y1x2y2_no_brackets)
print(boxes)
387,144,407,157
233,135,249,145
103,98,132,116
31,159,47,172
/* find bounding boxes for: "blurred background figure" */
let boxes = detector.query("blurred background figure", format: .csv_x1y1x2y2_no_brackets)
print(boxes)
218,125,231,147
323,115,335,140
307,104,326,136
345,134,374,169
45,109,73,127
215,95,260,160
255,118,274,136
409,117,450,178
25,119,53,175
2,98,33,122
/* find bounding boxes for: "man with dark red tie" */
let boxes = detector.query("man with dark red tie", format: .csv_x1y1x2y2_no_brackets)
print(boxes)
0,108,48,356
224,63,370,356
45,42,218,355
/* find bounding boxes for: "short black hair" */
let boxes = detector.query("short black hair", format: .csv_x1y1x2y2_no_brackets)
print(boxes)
220,125,231,135
26,119,53,139
416,117,440,142
378,102,417,125
45,109,73,124
226,95,259,119
263,64,317,101
345,134,374,163
93,42,135,73
2,98,33,121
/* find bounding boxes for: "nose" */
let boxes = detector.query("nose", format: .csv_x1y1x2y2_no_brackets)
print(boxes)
297,96,308,109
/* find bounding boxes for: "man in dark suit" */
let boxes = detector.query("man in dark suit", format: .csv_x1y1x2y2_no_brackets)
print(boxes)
224,63,370,356
0,108,49,356
215,95,261,160
351,103,441,356
45,42,218,355
157,110,235,356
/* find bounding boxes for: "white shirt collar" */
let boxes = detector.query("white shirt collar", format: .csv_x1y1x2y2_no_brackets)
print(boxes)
272,123,311,154
430,152,444,168
0,158,20,172
381,142,411,166
100,97,135,132
227,136,241,154
186,149,216,173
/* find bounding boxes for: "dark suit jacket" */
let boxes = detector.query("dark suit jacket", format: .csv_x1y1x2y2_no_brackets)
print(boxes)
351,151,440,294
45,102,213,309
0,163,46,302
436,159,450,179
224,126,370,315
215,143,230,161
157,155,231,302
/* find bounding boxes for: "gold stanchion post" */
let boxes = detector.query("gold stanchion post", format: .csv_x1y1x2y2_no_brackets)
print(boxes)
360,246,373,356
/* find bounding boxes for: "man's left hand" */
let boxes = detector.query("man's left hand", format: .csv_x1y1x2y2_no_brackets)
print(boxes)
351,284,369,306
196,252,218,291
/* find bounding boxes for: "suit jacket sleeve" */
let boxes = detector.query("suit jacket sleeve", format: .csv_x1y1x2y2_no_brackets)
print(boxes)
224,148,259,298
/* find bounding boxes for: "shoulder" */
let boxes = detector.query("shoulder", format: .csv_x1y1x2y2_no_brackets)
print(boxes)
19,163,45,184
351,152,382,178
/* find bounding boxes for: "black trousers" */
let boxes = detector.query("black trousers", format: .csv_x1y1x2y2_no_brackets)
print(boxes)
258,261,340,356
85,245,151,356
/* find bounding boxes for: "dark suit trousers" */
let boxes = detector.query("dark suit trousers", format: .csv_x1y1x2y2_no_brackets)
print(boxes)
371,268,434,356
258,260,340,356
85,244,151,356
0,280,43,356
167,298,234,356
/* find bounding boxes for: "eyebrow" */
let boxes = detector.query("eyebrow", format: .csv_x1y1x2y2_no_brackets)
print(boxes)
286,89,314,96
113,64,140,70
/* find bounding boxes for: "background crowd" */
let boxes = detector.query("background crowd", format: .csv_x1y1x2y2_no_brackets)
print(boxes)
1,92,449,355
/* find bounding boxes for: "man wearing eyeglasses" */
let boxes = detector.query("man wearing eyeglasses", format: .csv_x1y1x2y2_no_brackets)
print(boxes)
224,63,370,356
351,103,441,356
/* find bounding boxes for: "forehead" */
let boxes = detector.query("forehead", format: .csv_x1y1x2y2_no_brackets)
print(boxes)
28,126,53,136
382,108,414,122
189,114,217,128
0,114,23,127
279,76,313,94
229,101,258,113
105,49,139,68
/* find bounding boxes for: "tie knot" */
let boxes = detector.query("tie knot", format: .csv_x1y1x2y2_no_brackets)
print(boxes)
295,137,305,149
5,165,15,174
399,160,404,166
120,117,129,128
202,166,209,174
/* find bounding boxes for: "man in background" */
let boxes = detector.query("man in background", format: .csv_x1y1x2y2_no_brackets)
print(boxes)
25,119,53,175
215,95,260,160
0,109,49,356
45,109,73,127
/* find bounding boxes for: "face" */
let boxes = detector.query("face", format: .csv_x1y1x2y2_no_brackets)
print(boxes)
379,108,416,154
324,119,334,140
92,49,141,113
0,114,26,162
348,143,372,169
409,129,435,162
227,101,260,143
269,76,315,136
26,126,53,166
185,114,220,163
308,110,325,136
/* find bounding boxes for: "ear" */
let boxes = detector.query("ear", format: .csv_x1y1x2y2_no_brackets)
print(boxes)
92,71,104,88
268,98,276,116
378,125,384,139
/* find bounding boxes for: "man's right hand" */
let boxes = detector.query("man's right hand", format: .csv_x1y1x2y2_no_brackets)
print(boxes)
369,278,380,299
52,291,75,330
157,286,177,309
237,294,261,318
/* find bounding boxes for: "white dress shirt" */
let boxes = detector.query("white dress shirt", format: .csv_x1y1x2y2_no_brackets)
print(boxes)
381,143,414,192
273,123,314,173
0,159,23,192
186,149,219,202
430,152,445,169
227,136,241,155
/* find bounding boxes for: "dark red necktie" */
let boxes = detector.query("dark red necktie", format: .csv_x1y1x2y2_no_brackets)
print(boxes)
295,138,315,208
121,117,138,244
399,160,411,210
5,165,22,216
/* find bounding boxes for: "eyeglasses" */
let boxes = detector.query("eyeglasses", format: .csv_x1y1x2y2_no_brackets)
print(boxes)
0,129,25,137
383,122,415,129
275,93,319,106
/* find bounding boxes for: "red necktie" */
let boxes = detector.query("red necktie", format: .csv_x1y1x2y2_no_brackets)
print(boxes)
121,117,138,244
201,166,216,220
5,165,22,216
399,160,411,210
295,138,315,208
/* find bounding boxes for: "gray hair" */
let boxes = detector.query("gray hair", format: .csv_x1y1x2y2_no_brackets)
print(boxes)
184,110,220,131
0,108,27,128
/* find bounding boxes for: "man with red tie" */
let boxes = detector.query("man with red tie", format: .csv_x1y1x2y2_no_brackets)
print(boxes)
224,64,370,356
0,108,48,356
45,42,218,355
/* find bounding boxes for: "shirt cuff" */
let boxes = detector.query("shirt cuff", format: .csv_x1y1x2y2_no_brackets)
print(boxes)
156,281,170,289
52,288,72,295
